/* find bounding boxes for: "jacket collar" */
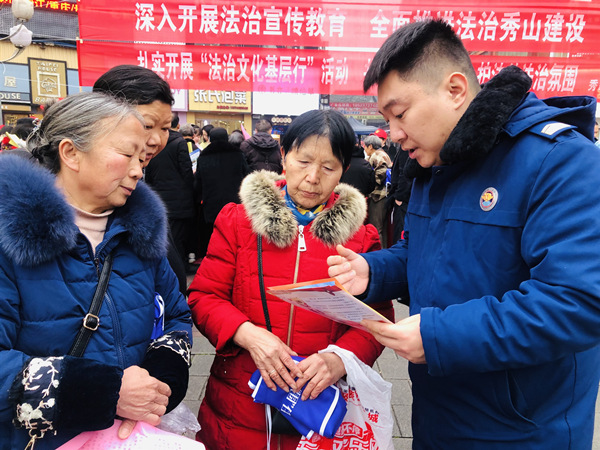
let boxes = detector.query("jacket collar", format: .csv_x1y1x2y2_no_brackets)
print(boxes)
239,170,367,248
0,155,167,266
201,141,240,156
405,65,532,178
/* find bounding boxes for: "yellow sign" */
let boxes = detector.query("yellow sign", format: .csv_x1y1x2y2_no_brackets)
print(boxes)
188,90,251,113
29,58,67,106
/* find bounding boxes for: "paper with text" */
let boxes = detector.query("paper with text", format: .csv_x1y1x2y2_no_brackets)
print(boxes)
268,278,391,331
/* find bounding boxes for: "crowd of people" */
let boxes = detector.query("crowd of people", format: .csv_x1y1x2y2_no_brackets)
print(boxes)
1,17,600,450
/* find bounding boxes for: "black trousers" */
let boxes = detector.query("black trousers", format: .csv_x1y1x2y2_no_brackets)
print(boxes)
390,201,408,245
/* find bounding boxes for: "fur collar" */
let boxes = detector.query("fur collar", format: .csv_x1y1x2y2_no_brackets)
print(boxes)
405,65,532,178
0,154,167,266
239,170,367,248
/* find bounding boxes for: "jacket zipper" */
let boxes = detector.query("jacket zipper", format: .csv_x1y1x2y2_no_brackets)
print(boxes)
94,250,125,369
279,225,306,450
105,290,125,368
286,225,306,346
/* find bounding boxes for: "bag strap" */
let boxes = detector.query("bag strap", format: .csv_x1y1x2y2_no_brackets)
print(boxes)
257,237,272,332
68,251,114,357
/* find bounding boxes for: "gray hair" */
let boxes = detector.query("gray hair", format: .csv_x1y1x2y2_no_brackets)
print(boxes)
363,135,382,149
180,123,194,137
28,92,143,174
228,130,244,147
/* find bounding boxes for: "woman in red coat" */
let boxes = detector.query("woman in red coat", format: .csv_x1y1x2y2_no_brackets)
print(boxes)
187,109,394,450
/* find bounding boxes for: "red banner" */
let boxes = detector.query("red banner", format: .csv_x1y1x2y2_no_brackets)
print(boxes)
78,41,376,95
78,0,600,54
77,40,600,97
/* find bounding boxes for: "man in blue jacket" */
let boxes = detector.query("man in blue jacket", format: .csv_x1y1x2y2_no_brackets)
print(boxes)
328,20,600,449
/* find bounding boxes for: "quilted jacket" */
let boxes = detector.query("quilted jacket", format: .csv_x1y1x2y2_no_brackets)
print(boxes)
363,66,600,449
0,155,192,449
188,171,394,450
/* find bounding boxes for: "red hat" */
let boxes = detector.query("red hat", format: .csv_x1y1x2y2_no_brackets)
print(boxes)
373,128,387,140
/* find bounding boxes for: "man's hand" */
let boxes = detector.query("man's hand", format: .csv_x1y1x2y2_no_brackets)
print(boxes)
362,315,426,364
327,245,370,296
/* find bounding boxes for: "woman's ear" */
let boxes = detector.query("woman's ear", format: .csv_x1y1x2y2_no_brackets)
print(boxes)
58,139,81,172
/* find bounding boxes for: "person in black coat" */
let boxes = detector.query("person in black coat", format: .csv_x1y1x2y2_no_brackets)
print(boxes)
386,143,412,245
340,143,376,197
195,127,250,251
240,119,282,173
145,127,195,269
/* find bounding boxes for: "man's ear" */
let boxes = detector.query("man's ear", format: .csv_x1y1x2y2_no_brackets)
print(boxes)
58,138,81,172
445,72,469,110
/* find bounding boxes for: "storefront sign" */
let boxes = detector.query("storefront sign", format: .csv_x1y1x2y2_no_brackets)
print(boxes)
253,91,319,116
0,0,77,12
188,89,250,112
0,92,31,103
331,102,379,116
29,58,68,105
171,89,188,111
4,76,17,88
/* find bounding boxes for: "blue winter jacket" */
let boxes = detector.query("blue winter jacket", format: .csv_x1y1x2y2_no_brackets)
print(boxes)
363,66,600,449
0,155,192,449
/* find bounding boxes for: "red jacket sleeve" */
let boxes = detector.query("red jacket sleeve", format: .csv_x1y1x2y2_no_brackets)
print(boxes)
187,204,250,355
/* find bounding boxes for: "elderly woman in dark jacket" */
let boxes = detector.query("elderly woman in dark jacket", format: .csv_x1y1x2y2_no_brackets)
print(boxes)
0,92,192,449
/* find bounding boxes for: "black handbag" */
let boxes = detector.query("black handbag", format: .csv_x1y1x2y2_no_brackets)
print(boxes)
257,237,300,436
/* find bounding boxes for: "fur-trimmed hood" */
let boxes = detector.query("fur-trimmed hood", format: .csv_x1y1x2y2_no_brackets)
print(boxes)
405,65,596,178
239,170,367,248
0,154,167,266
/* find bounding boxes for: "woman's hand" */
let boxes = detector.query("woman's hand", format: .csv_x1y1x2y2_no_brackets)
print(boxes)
116,365,171,439
233,321,303,392
295,352,346,401
327,245,370,296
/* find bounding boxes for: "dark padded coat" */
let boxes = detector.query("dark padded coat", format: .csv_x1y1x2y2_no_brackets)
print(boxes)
0,155,192,449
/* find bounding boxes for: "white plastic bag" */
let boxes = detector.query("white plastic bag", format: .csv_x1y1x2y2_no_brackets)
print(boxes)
296,345,394,450
158,402,202,439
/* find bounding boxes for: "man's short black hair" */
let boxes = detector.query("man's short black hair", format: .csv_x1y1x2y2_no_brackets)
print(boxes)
255,119,272,133
364,19,478,92
281,109,354,171
14,118,36,141
171,112,179,129
93,65,174,106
